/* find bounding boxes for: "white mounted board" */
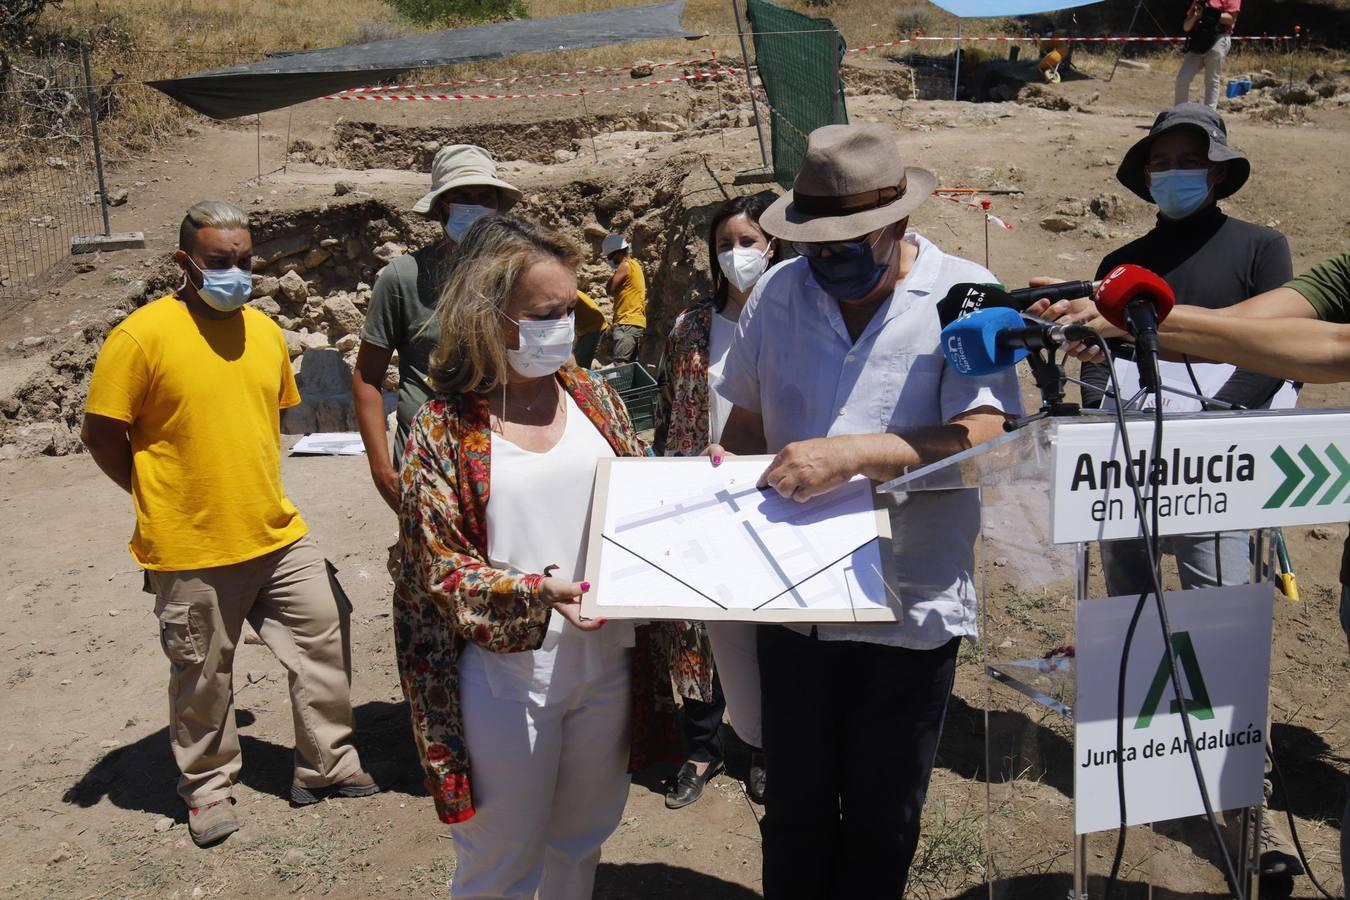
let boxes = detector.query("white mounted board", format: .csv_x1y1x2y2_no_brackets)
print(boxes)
582,457,898,623
1074,584,1273,835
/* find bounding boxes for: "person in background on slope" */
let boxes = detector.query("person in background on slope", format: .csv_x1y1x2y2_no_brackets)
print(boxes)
652,194,781,810
602,232,647,365
1176,0,1241,109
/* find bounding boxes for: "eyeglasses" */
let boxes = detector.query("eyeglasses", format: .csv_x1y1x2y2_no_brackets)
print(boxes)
794,225,894,258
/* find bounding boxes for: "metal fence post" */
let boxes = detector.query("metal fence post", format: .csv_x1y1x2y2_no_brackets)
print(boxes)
80,42,111,237
732,0,771,172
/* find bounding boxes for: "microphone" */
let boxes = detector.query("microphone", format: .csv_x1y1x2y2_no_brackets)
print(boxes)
937,279,1098,327
1096,264,1176,392
941,307,1096,376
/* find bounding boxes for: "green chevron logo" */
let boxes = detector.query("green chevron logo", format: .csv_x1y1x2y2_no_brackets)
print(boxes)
1264,444,1350,508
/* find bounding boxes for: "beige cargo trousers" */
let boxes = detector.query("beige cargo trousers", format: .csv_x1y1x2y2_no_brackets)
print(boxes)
148,535,362,806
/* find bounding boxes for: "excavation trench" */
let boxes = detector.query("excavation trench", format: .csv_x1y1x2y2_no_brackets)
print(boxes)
0,156,722,455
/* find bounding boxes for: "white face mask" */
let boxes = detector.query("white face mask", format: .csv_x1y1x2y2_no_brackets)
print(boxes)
444,204,493,242
506,313,575,378
717,245,770,293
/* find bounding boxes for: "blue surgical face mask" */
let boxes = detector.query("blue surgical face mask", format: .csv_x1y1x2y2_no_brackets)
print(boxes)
445,203,493,242
187,257,252,312
806,228,896,302
1149,168,1212,220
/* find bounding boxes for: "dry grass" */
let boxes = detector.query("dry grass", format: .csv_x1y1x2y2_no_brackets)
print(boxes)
16,0,1345,162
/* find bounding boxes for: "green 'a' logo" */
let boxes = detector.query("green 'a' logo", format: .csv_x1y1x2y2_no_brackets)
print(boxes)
1133,631,1216,729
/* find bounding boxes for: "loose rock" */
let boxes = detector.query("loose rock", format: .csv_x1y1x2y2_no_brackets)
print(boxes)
322,294,365,336
154,816,175,833
106,188,130,207
334,181,356,196
1090,192,1128,222
278,270,309,302
1039,216,1077,233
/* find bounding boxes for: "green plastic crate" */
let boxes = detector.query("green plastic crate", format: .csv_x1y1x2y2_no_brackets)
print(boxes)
597,362,659,432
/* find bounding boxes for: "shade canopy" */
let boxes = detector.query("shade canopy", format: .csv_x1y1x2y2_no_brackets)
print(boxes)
928,0,1102,16
150,0,693,119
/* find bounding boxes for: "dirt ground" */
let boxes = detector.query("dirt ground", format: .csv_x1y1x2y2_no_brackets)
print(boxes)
2,46,1349,899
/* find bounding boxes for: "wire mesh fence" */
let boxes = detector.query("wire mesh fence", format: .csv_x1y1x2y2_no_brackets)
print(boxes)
0,48,104,302
745,0,848,190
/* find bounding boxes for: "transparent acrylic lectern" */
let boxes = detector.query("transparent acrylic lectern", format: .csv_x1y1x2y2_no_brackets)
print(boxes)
878,412,1285,900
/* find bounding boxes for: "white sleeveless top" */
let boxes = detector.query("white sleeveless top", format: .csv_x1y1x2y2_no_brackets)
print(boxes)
461,391,634,705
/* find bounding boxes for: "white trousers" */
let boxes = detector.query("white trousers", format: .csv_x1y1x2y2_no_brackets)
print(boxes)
1175,34,1231,109
706,622,762,749
450,650,632,900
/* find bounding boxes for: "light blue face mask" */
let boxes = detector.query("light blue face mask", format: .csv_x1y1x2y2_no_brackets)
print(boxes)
187,257,252,312
1149,168,1212,220
445,204,494,243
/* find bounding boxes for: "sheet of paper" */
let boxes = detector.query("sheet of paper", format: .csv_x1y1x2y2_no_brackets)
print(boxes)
289,432,367,456
1105,359,1297,412
583,458,898,623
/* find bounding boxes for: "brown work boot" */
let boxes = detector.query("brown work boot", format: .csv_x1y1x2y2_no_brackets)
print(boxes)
1260,802,1305,877
188,799,239,848
290,770,380,806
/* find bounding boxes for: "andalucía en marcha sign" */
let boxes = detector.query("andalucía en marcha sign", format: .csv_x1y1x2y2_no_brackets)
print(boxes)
1050,411,1350,544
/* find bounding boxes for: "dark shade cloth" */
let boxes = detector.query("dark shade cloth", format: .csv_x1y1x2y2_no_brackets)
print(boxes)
1081,204,1292,410
150,1,692,119
756,625,960,899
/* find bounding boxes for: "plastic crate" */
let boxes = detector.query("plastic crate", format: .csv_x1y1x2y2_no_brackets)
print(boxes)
597,362,659,432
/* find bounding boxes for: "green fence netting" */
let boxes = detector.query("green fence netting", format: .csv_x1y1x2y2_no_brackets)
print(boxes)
745,0,848,189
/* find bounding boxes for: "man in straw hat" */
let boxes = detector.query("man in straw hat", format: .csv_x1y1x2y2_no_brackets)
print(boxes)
709,123,1023,897
352,144,522,511
1030,102,1301,882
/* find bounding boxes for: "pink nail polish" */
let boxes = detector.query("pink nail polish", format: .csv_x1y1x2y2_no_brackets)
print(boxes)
713,455,722,465
580,581,591,592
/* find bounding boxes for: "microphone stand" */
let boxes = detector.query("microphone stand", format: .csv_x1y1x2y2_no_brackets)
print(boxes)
1003,347,1080,431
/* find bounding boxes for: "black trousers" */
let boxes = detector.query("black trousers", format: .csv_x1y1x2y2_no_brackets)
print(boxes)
681,670,726,765
757,626,960,899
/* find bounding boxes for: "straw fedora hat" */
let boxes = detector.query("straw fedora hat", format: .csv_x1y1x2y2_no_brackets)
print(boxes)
760,124,936,243
412,144,522,217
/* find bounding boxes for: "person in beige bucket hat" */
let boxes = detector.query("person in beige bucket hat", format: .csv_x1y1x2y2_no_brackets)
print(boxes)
708,122,1023,897
352,145,521,512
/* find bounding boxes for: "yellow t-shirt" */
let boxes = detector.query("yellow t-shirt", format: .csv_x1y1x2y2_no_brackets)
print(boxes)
85,296,307,571
612,259,647,329
574,290,607,336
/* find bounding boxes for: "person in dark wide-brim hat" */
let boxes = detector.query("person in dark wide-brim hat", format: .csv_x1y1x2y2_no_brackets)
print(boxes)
709,122,1024,897
1032,100,1303,882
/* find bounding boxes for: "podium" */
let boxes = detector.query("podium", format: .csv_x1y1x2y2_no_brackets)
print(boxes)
877,408,1350,899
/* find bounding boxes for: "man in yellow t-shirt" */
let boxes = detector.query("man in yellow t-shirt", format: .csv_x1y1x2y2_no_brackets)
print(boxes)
572,289,607,369
603,232,647,364
82,201,375,849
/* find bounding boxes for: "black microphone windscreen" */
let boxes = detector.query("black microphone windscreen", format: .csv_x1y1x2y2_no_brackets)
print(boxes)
936,283,1019,328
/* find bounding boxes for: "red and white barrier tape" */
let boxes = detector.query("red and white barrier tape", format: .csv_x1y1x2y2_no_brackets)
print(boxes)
336,54,721,94
322,68,742,102
906,33,1294,44
936,192,1014,230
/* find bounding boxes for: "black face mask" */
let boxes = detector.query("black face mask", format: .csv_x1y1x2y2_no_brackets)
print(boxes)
806,228,896,301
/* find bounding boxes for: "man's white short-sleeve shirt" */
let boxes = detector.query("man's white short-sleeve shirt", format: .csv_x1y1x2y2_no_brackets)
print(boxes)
714,231,1024,649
